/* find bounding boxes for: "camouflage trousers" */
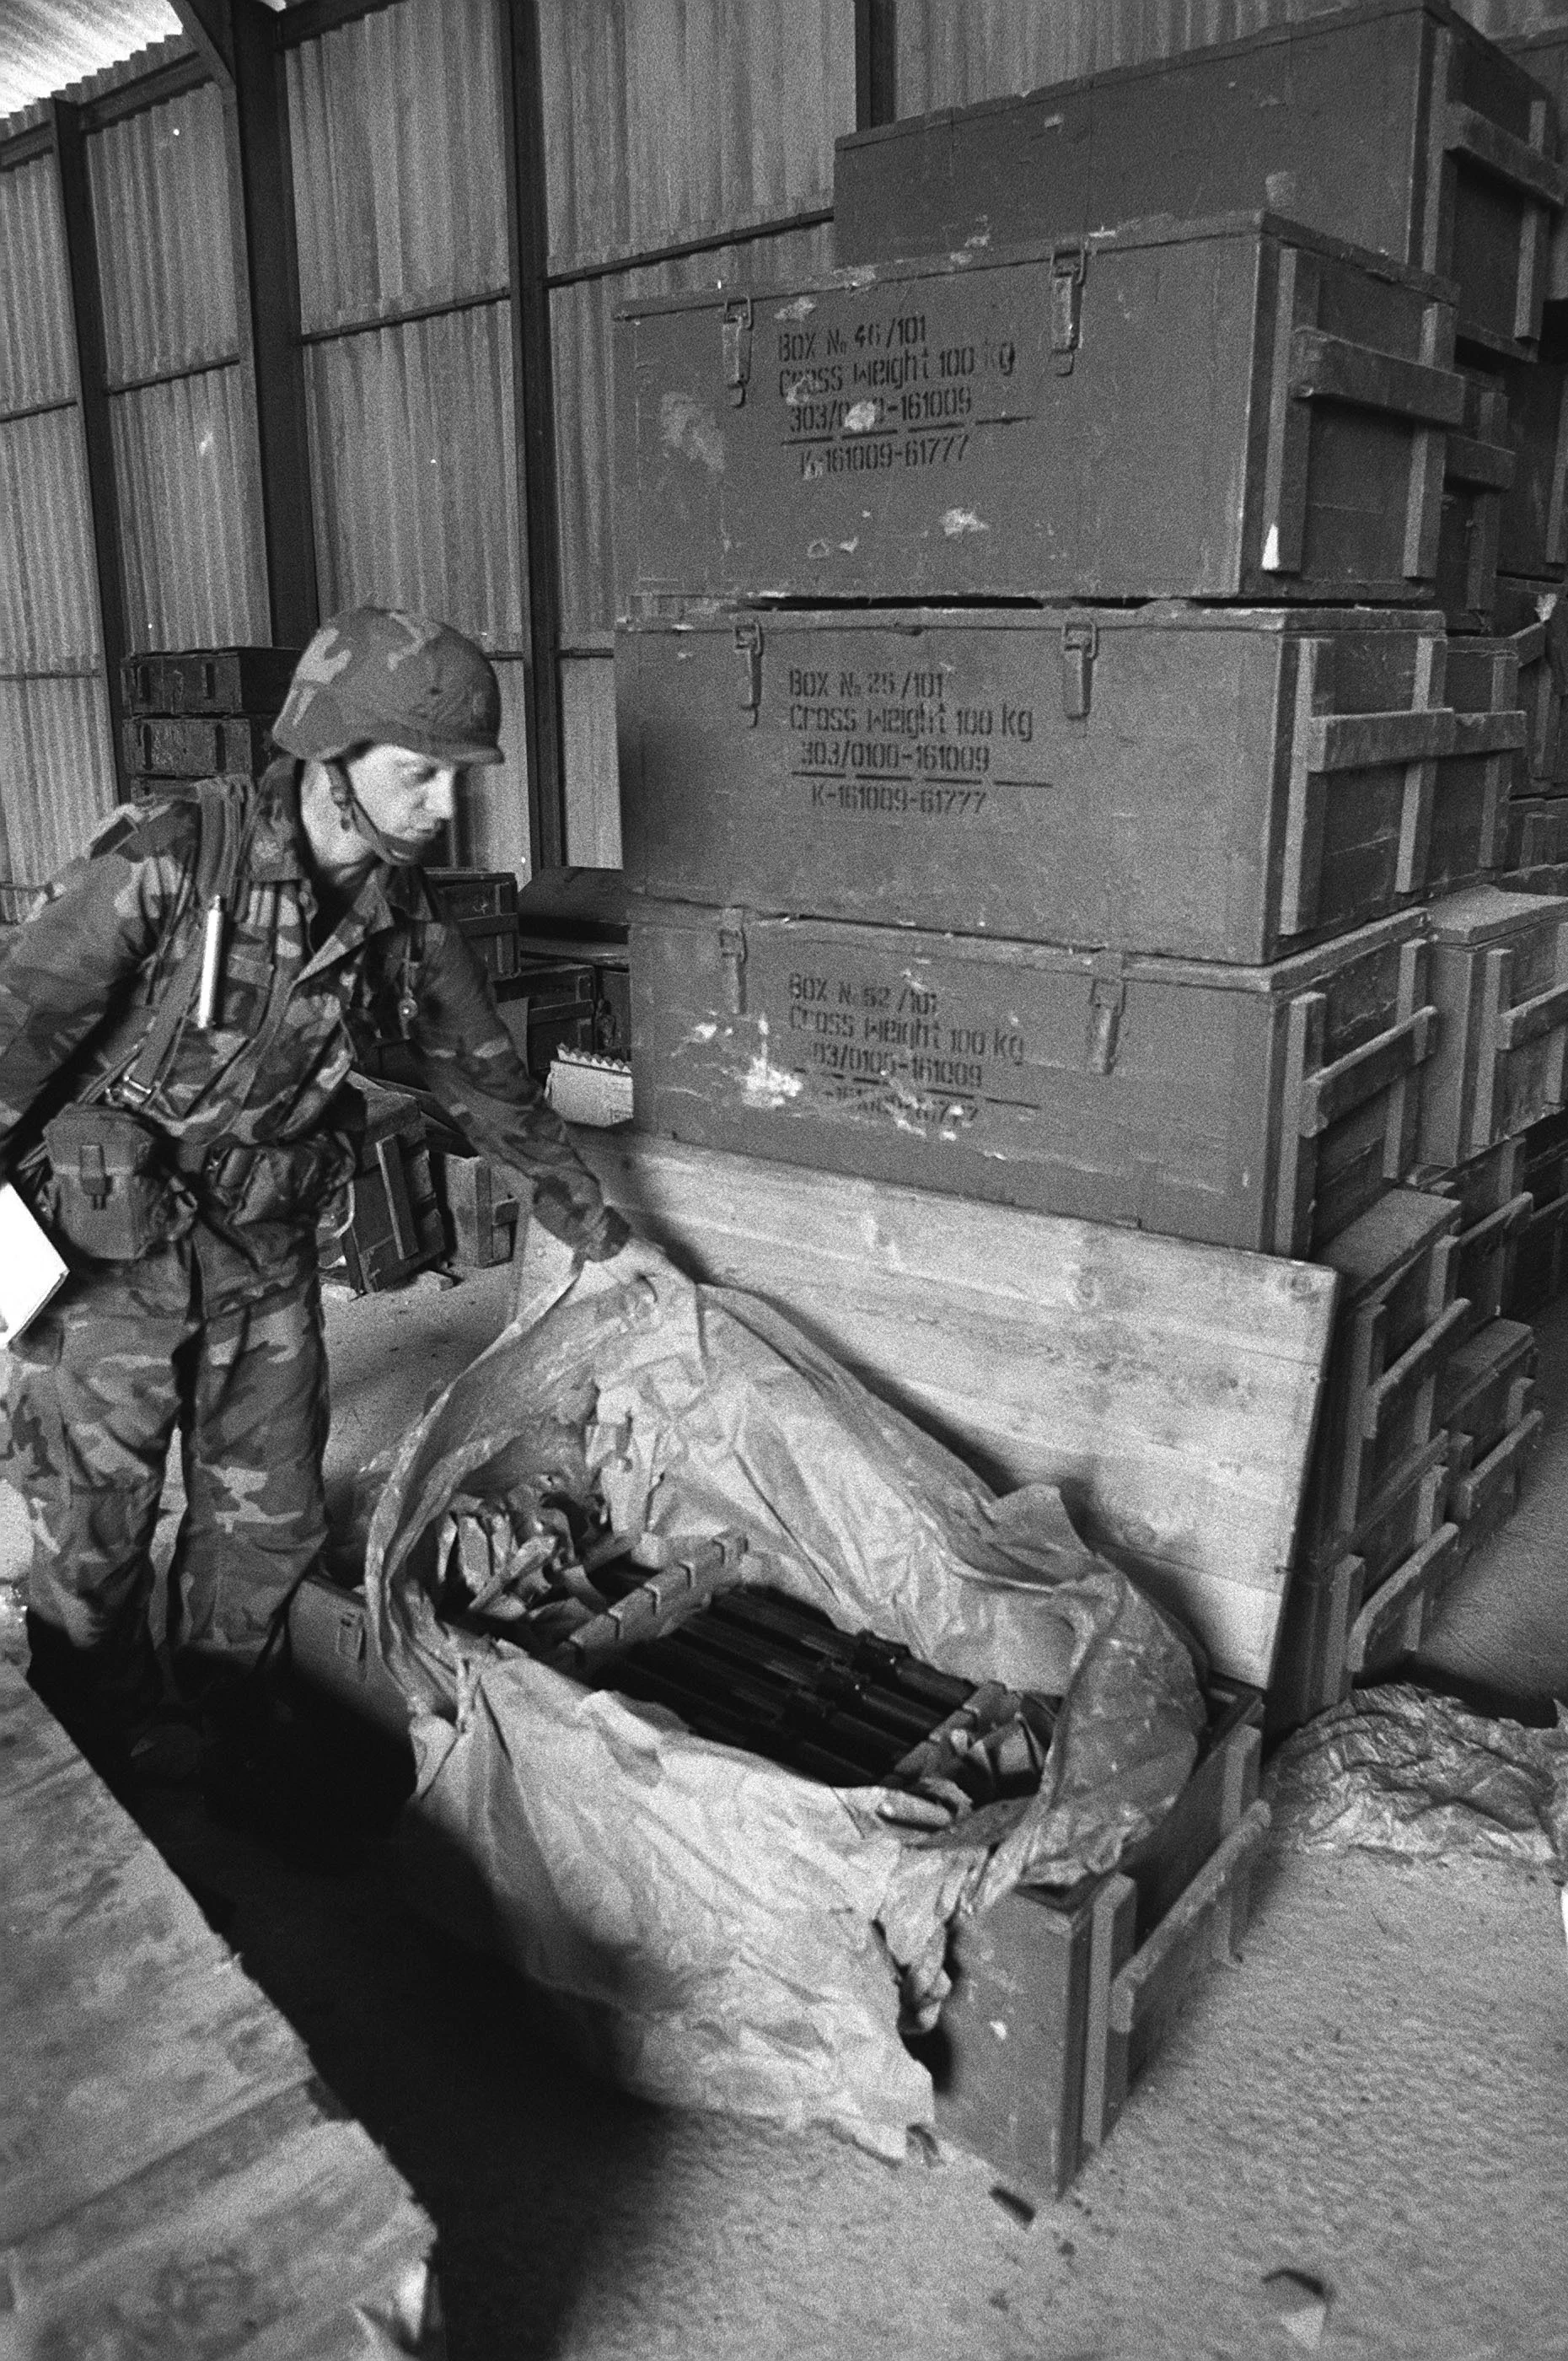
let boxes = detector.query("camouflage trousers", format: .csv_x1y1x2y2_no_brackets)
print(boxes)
2,1230,328,1726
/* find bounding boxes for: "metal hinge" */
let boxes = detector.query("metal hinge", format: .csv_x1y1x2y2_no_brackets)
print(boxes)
722,295,754,406
1061,617,1098,718
1050,243,1087,375
734,617,763,725
718,912,748,1013
1087,964,1126,1075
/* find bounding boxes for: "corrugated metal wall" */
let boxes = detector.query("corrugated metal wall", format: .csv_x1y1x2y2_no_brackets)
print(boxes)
287,0,529,875
540,0,856,863
0,150,114,883
86,79,268,653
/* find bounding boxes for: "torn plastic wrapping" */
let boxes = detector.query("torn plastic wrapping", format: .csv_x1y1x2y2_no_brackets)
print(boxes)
364,1268,1206,2154
1268,1684,1568,1874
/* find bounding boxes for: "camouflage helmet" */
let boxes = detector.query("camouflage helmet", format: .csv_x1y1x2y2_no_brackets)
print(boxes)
273,605,504,766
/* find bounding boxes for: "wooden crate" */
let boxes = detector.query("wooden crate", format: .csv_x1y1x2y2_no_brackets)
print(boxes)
926,1689,1267,2204
1506,1180,1568,1310
428,867,521,980
1301,1189,1467,1556
615,602,1522,963
557,1129,1339,1688
1271,1429,1459,1724
0,1662,438,2353
429,1147,520,1267
1435,1314,1537,1456
121,714,271,778
1492,575,1568,791
1447,1396,1545,1560
1439,372,1511,631
835,0,1565,361
493,960,600,1080
319,1087,446,1294
119,644,300,718
629,900,1435,1257
287,1573,414,1745
615,216,1463,607
1502,795,1568,870
1504,23,1568,303
1415,881,1568,1164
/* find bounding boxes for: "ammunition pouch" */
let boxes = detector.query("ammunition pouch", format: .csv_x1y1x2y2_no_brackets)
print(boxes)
194,1132,358,1229
39,1104,197,1262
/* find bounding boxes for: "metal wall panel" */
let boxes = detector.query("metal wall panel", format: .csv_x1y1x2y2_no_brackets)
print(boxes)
86,79,237,387
0,154,75,411
303,304,523,641
539,0,855,270
0,410,101,668
561,655,620,867
109,367,268,650
552,220,836,640
455,654,531,878
287,0,509,334
0,675,115,885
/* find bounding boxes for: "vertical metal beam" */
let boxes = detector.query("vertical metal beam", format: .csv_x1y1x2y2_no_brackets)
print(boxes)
502,0,567,874
229,0,319,649
855,0,898,132
167,0,235,85
50,102,130,803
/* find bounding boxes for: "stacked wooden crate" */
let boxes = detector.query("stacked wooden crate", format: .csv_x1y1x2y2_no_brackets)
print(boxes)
613,0,1568,1740
119,645,298,794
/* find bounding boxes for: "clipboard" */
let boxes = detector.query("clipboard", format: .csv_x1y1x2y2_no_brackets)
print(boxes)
0,1184,67,1346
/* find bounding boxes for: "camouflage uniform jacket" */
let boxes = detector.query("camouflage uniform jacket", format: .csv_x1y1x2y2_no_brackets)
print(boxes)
0,760,624,1289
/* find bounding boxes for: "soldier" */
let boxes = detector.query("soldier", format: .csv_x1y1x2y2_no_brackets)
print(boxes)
0,605,653,1787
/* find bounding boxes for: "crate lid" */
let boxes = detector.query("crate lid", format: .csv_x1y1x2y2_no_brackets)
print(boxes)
630,899,1429,996
1313,1187,1460,1301
515,865,631,942
1425,881,1568,944
616,601,1447,643
613,207,1456,323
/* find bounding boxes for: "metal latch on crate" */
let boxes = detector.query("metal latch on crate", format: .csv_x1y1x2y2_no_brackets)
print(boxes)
734,618,763,724
1087,961,1126,1075
1050,244,1087,374
1061,618,1098,718
722,296,754,406
718,912,748,1013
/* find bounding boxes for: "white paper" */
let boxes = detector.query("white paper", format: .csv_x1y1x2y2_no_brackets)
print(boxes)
0,1184,66,1346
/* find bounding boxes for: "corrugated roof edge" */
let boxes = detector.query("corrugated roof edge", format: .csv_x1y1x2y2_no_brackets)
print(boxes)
0,32,198,144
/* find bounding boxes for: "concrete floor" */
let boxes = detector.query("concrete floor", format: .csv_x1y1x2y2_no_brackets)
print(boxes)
7,1262,1568,2359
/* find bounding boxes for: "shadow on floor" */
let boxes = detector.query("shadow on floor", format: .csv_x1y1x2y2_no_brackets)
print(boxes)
133,1690,678,2361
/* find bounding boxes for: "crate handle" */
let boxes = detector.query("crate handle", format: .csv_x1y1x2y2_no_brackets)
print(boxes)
1297,1003,1436,1137
1344,1521,1461,1675
1444,101,1568,210
722,295,754,406
374,1135,419,1263
1444,426,1515,493
1107,1801,1271,2041
1296,707,1456,774
1451,708,1528,758
1496,975,1568,1052
1461,1190,1534,1258
1361,1294,1472,1439
1450,1408,1544,1524
1287,328,1466,429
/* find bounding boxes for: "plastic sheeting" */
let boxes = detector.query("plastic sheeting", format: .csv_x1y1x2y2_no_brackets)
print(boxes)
1267,1684,1568,1874
364,1266,1205,2154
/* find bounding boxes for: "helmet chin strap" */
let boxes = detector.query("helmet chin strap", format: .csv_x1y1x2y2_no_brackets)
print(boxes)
324,755,429,864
